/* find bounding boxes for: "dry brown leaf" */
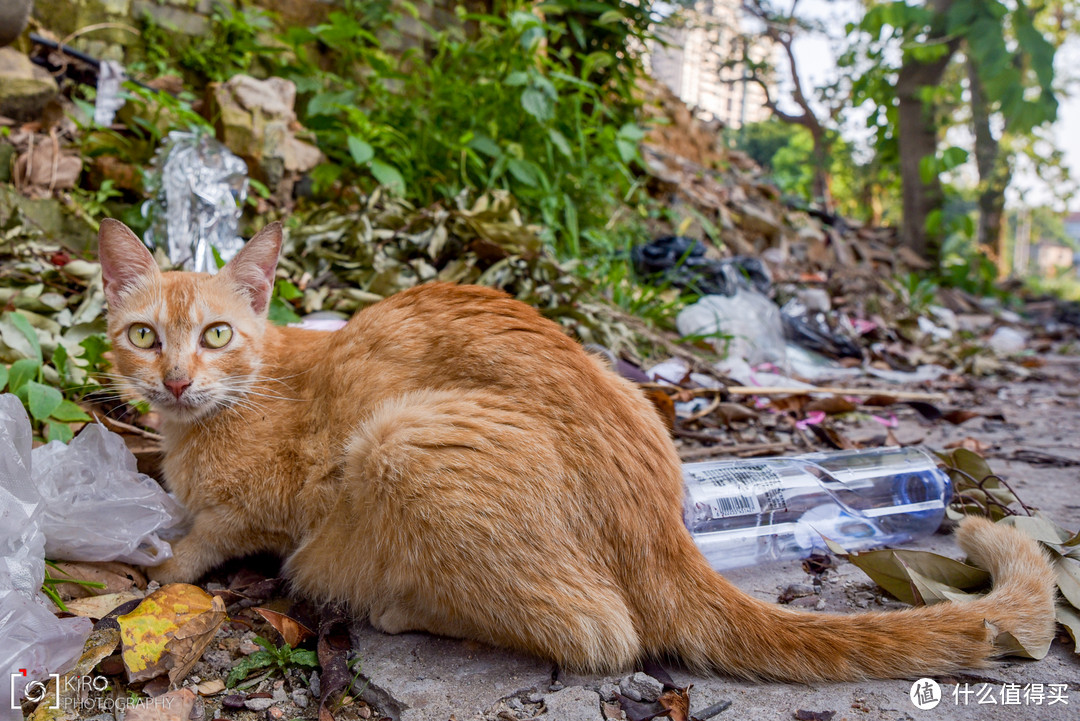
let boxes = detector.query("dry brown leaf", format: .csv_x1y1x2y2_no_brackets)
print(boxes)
944,437,992,454
805,397,857,415
48,561,146,600
862,394,899,407
642,388,676,431
713,402,759,425
63,591,144,620
194,679,226,696
941,409,980,425
658,686,692,721
254,607,315,648
768,395,810,413
124,687,197,721
28,627,120,721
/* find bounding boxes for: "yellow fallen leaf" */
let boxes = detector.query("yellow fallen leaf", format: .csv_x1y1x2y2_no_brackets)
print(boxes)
118,583,227,683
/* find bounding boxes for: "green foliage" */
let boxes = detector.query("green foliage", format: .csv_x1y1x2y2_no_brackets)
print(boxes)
1,311,99,443
729,118,800,171
226,637,320,688
139,2,278,84
266,1,647,257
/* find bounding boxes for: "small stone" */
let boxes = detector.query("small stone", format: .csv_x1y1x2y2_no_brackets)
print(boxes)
271,686,288,704
267,708,284,721
0,47,57,121
244,697,275,711
602,701,626,720
598,683,619,702
201,650,233,673
548,680,565,692
814,599,827,611
222,695,246,709
309,671,321,697
291,690,309,709
507,697,523,711
619,673,663,703
543,687,604,721
526,690,544,704
358,706,372,719
239,639,261,655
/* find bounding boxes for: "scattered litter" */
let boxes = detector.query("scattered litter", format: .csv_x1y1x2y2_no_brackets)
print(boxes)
143,131,250,273
988,327,1027,356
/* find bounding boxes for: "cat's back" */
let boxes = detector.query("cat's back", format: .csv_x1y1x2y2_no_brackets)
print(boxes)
339,282,584,384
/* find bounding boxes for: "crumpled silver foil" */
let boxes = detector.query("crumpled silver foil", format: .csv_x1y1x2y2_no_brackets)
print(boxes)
142,130,249,273
93,60,126,126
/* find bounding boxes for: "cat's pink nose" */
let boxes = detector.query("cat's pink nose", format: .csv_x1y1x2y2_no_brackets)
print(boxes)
164,379,192,399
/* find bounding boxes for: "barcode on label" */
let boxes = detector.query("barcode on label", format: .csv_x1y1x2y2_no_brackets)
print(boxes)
706,494,759,519
686,463,787,518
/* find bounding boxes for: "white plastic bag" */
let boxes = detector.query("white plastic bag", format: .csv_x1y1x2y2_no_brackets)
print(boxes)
676,289,787,368
0,392,182,717
34,423,183,565
0,395,91,720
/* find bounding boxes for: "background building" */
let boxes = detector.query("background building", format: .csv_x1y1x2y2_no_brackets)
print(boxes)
648,0,774,129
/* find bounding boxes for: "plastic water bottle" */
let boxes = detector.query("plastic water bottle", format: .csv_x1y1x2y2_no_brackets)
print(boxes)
683,447,953,570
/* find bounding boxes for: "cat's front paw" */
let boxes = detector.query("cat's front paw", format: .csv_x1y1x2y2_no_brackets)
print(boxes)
145,557,197,585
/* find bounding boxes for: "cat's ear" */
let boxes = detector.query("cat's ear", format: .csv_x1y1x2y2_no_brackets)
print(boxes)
98,219,160,307
222,221,282,315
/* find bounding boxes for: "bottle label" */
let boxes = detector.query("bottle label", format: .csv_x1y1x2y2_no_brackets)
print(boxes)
689,464,789,519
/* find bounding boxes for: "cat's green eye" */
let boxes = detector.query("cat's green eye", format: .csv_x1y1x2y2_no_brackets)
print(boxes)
127,323,157,349
203,323,233,349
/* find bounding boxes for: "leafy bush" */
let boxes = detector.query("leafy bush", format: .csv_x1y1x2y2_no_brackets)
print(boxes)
269,2,649,257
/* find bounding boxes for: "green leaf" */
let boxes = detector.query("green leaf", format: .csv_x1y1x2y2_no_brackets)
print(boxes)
1057,606,1080,653
370,161,405,193
0,364,7,392
8,312,42,362
547,128,572,158
268,297,302,326
79,335,111,371
941,146,968,170
45,421,74,444
27,381,64,421
825,537,991,606
503,71,529,87
347,136,374,165
507,158,539,187
275,279,303,301
918,154,937,185
8,358,41,395
211,245,227,270
288,649,319,668
52,343,69,383
520,88,553,122
50,399,92,423
468,135,502,158
226,651,277,688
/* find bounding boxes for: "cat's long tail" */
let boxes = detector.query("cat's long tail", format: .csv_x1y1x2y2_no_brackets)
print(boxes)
657,516,1058,682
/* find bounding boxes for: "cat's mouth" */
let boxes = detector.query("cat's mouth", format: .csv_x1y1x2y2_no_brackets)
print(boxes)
151,387,218,420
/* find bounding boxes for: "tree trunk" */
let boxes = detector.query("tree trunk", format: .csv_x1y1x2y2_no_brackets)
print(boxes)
967,54,1010,270
894,0,959,266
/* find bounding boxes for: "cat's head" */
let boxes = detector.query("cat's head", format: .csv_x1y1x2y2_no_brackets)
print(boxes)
97,219,282,423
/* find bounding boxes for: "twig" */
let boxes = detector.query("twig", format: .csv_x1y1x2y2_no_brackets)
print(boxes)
679,441,793,461
93,412,164,442
726,386,947,401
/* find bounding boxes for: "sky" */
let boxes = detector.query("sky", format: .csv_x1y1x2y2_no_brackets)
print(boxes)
775,0,1080,212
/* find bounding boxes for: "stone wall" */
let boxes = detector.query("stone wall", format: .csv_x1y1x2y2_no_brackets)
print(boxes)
30,0,474,65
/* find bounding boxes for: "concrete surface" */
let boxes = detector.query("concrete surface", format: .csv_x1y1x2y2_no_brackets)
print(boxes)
349,368,1080,721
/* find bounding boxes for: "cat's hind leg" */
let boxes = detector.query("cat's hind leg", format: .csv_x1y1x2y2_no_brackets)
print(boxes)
284,389,641,673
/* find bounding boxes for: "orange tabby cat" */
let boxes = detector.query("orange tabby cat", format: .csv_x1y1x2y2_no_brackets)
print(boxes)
97,218,1057,682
